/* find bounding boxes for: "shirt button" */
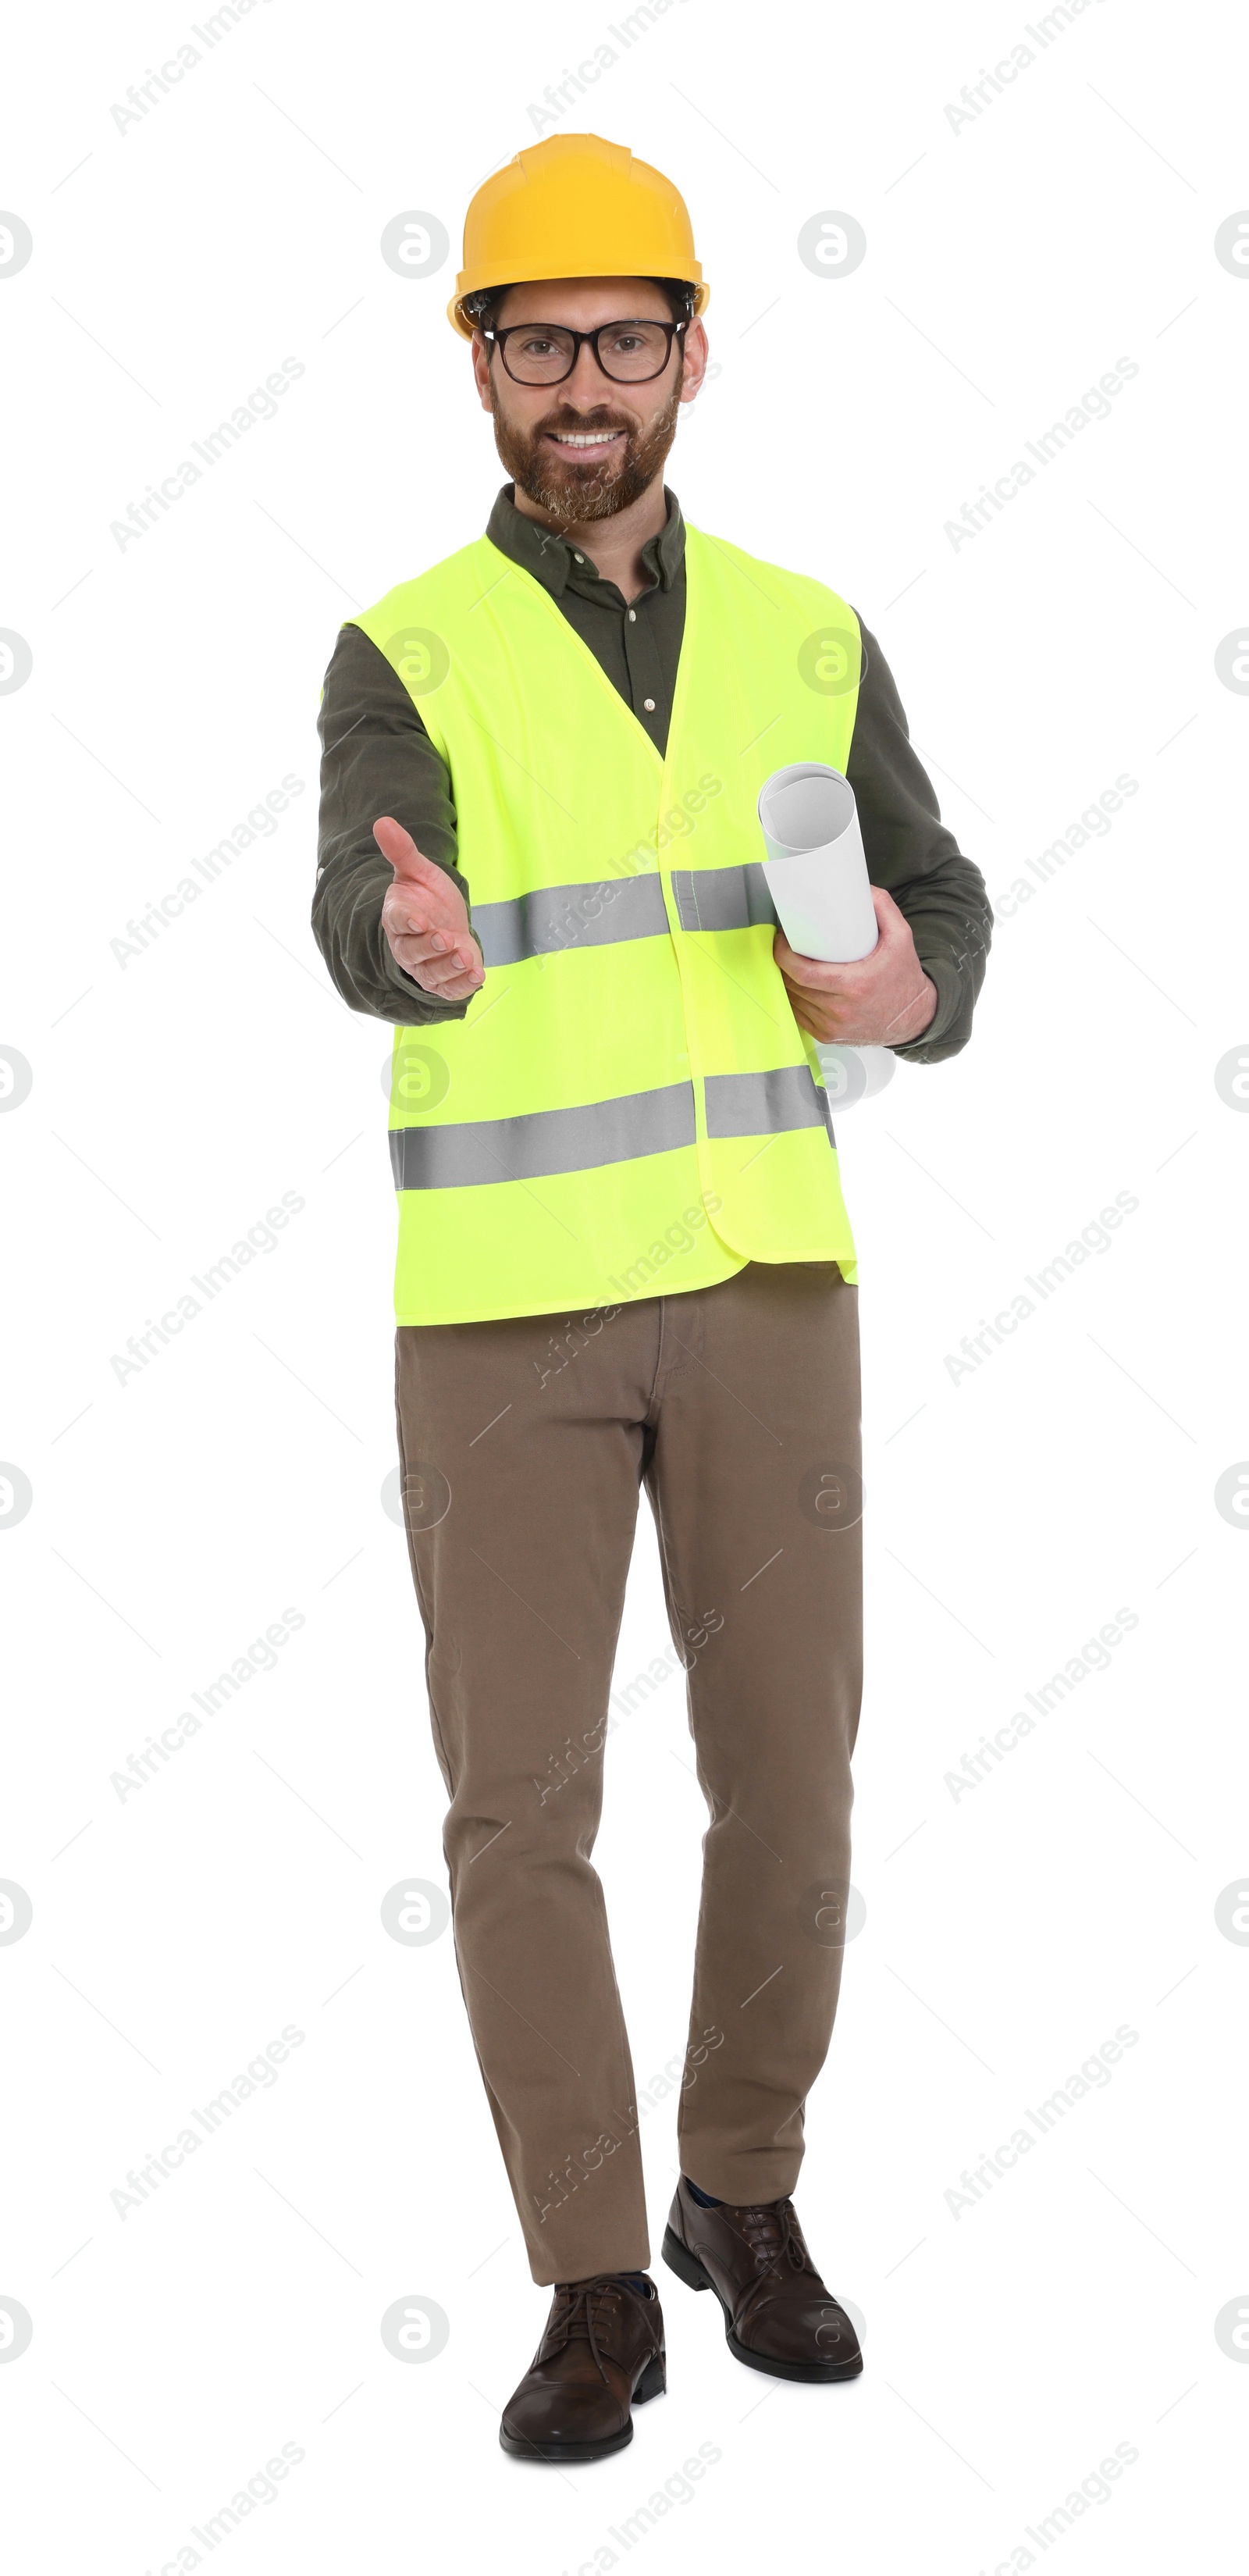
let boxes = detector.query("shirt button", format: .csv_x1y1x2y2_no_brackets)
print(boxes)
643,697,656,711
574,552,584,563
628,608,636,621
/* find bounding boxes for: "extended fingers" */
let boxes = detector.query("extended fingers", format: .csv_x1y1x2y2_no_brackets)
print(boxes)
382,882,452,935
394,936,474,977
391,928,482,990
407,962,482,997
426,965,483,1000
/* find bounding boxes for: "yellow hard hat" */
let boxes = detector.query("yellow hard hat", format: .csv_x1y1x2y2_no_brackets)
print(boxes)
447,132,710,338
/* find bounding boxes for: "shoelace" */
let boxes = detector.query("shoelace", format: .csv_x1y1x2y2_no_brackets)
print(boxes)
731,2197,809,2278
546,2278,632,2384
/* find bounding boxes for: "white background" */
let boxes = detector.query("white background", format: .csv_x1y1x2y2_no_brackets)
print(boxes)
2,1,1247,2568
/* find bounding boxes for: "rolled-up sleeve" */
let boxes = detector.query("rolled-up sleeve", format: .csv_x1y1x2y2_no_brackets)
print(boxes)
846,615,993,1062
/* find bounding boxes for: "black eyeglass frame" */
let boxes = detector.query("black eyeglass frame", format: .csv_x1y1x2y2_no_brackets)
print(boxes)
482,317,691,385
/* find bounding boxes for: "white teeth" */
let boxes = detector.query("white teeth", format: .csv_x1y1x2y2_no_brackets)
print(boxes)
552,431,620,446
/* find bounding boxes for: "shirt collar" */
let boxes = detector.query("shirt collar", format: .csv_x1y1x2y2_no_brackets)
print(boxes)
486,483,685,596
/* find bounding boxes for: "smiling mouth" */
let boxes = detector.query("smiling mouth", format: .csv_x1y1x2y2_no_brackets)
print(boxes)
544,428,627,455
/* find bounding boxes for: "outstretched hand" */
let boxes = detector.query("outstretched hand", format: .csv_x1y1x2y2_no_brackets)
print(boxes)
375,815,485,1002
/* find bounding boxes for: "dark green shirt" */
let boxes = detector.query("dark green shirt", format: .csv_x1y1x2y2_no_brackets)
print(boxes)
314,484,991,1061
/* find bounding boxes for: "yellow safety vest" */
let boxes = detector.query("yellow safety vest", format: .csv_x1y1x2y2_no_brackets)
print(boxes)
351,524,863,1326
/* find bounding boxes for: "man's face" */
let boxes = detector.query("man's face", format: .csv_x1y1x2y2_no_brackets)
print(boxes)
471,276,707,523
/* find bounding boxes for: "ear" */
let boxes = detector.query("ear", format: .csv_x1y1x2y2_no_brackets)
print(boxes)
680,318,710,403
471,328,494,413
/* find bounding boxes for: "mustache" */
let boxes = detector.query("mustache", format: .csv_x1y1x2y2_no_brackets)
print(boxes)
537,411,634,439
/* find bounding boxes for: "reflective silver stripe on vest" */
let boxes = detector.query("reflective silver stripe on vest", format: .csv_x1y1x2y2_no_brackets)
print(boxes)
390,1081,697,1190
670,862,778,935
703,1064,833,1140
471,871,671,966
472,864,780,961
390,1066,832,1189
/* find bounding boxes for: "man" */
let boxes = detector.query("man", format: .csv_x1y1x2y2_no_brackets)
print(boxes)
315,132,991,2463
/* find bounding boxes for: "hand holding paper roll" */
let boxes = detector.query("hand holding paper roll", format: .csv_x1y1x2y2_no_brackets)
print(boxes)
757,764,937,1100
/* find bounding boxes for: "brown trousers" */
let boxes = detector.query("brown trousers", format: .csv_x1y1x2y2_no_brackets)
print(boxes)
394,1261,863,2285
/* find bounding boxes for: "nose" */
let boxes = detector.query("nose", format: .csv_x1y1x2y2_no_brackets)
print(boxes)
560,337,617,404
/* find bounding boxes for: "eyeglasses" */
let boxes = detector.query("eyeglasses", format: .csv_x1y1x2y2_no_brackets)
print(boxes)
483,318,689,386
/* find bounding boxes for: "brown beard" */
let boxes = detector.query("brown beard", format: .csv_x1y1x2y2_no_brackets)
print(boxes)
489,370,684,524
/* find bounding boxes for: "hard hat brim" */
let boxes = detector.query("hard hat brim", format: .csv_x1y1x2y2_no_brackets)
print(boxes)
447,272,710,340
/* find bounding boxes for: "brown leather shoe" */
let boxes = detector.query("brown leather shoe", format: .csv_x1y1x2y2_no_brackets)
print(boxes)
663,2176,862,2383
499,2274,666,2462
